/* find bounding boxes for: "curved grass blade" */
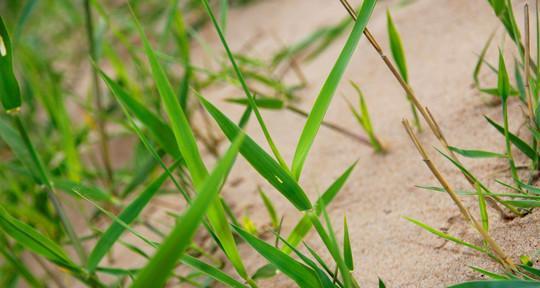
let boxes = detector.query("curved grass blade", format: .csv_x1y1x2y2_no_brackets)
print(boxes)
474,31,496,87
449,280,540,288
233,225,323,288
448,146,506,159
291,0,376,179
131,135,244,288
181,255,247,288
343,216,353,271
485,116,536,160
405,217,488,254
259,188,279,228
201,0,290,170
198,96,311,210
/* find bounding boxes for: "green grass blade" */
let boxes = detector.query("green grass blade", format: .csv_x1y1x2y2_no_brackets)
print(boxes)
133,11,206,182
470,266,510,280
259,188,279,228
473,31,496,87
199,96,311,210
181,255,247,288
233,225,323,288
386,10,408,82
476,183,489,232
405,217,487,254
485,116,536,160
449,280,540,288
226,97,285,110
291,0,376,179
201,0,290,170
448,146,507,158
343,216,353,271
498,51,520,185
131,134,244,288
0,206,76,270
132,11,249,279
0,17,21,112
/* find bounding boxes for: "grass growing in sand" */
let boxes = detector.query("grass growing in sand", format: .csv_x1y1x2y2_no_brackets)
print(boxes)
0,0,539,287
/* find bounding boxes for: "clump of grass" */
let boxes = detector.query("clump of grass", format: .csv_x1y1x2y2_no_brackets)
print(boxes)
344,81,385,153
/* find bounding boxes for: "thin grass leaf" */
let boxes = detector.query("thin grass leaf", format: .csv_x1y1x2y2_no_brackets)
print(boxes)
0,206,76,270
470,266,511,280
379,278,387,288
226,97,285,110
498,51,520,185
517,180,540,194
343,216,353,271
233,225,323,288
0,17,21,112
476,183,489,232
474,31,496,87
485,116,536,160
449,280,540,288
131,135,244,288
291,0,376,179
448,146,506,159
503,200,540,208
198,96,311,210
201,0,289,170
259,188,279,228
405,217,488,254
131,11,249,279
386,10,408,82
55,179,115,204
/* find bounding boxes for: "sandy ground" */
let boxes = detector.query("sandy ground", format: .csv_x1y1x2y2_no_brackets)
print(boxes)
179,0,540,287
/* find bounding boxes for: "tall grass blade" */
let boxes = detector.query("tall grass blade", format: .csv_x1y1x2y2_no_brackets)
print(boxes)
343,216,353,271
201,0,290,170
386,10,420,130
291,0,376,179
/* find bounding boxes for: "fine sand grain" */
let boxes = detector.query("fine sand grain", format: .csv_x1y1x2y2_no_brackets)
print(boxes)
181,0,539,287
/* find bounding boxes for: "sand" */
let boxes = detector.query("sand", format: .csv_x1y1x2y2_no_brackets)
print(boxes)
182,0,540,287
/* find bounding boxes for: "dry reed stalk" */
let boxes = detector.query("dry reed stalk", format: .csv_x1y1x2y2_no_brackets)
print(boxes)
402,119,516,271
